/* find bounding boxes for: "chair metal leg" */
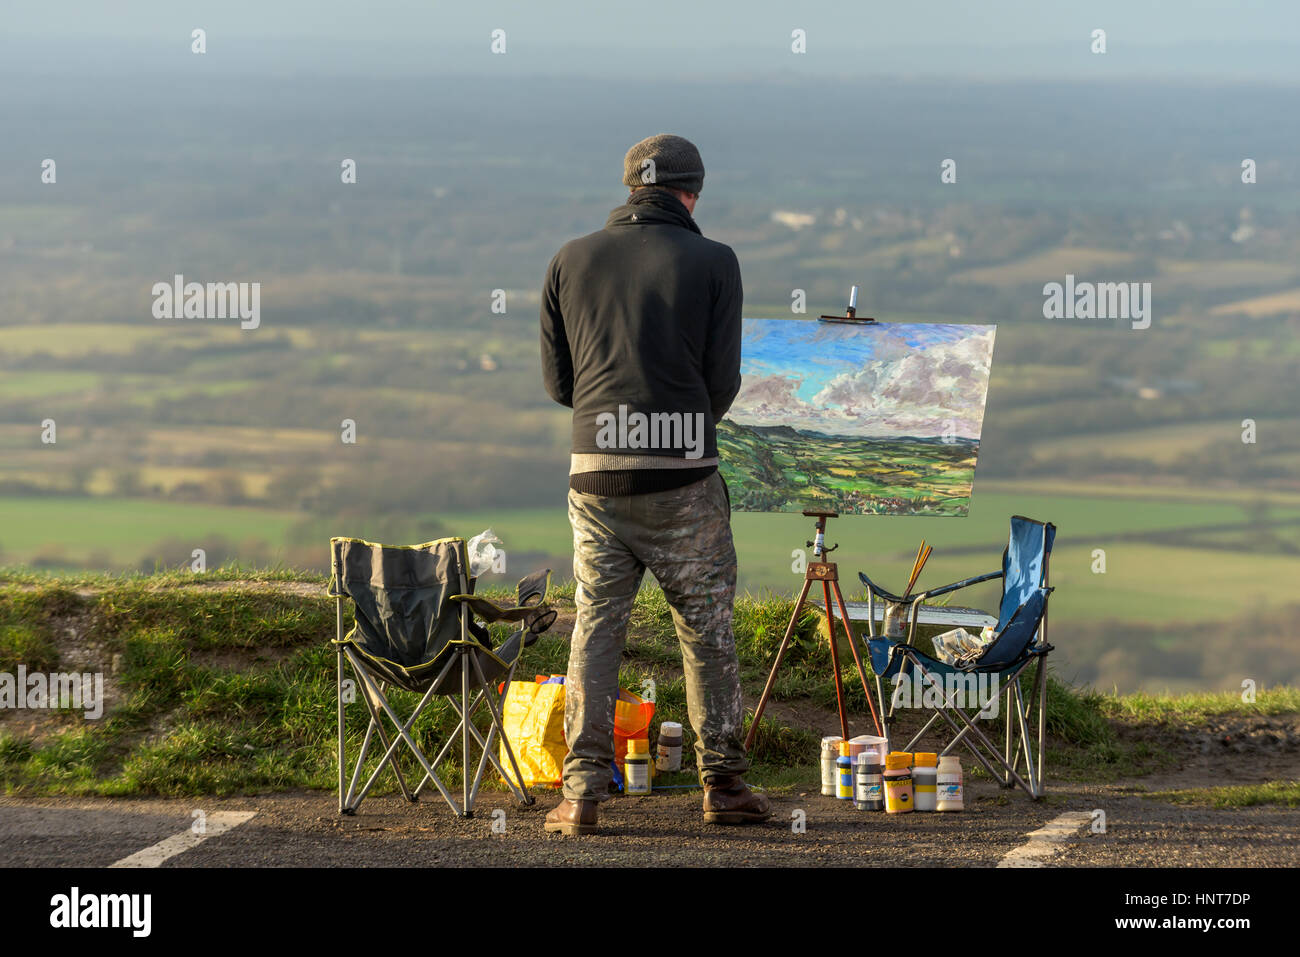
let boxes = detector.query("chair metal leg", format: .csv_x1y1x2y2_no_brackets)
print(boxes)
927,699,1009,782
410,654,465,800
1008,682,1026,780
435,691,495,796
904,666,996,753
903,709,945,753
1012,681,1037,796
946,701,1035,796
344,717,377,811
336,640,345,814
347,650,460,815
348,669,418,805
874,673,890,746
469,651,534,807
905,653,1038,798
1036,655,1048,797
461,649,471,817
1004,678,1014,787
416,688,483,799
368,682,417,804
340,652,397,812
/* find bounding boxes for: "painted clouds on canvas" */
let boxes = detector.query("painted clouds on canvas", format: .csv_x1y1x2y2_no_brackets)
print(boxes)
718,319,996,515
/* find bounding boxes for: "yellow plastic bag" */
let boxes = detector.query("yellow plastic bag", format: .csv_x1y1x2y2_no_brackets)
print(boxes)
499,678,567,789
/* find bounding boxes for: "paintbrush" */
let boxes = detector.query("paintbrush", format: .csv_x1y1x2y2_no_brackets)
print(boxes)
904,541,925,592
903,544,933,599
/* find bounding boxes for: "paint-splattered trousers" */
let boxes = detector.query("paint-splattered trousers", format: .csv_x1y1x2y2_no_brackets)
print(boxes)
563,471,749,801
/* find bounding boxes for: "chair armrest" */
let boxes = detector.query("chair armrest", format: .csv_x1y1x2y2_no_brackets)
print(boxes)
906,592,933,645
450,595,557,635
857,571,905,604
921,569,1003,600
904,571,1000,643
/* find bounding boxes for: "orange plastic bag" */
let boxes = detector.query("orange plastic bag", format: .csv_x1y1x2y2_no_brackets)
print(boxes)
613,687,655,779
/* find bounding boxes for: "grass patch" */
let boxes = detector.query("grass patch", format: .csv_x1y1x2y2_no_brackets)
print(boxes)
1100,687,1300,724
1144,780,1300,808
0,586,77,672
0,572,1294,797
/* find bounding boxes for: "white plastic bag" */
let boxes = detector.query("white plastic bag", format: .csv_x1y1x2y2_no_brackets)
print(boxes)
467,529,503,578
931,627,990,667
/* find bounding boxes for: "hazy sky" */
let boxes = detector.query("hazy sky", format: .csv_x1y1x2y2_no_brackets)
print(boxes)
3,1,1298,80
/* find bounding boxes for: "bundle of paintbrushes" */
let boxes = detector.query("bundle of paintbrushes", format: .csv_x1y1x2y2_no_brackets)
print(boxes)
902,541,933,599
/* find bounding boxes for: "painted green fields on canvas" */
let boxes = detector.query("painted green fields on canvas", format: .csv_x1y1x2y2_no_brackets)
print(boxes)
718,420,978,516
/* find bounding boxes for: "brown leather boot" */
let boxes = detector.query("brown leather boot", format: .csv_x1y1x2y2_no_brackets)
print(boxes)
702,774,773,825
544,798,599,836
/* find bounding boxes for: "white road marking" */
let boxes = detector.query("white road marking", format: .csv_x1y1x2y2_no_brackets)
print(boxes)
997,811,1090,868
108,811,257,868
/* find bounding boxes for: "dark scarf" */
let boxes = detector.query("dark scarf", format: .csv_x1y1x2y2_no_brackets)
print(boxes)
625,187,702,235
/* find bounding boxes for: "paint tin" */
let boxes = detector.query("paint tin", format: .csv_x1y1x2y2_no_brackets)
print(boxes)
913,752,938,811
821,736,843,796
625,738,651,795
656,721,683,773
937,755,964,811
883,603,908,639
837,741,854,800
850,734,889,761
854,753,884,810
884,751,913,813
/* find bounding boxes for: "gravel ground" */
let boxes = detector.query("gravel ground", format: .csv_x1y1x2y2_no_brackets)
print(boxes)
2,769,1296,868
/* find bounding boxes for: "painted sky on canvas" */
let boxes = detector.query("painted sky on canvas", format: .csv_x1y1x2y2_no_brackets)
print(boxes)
727,320,997,439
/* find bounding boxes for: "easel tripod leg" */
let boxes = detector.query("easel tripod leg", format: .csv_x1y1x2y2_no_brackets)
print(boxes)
832,580,882,736
822,579,849,740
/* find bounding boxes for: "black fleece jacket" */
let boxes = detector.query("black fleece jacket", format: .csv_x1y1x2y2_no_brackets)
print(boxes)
539,188,743,468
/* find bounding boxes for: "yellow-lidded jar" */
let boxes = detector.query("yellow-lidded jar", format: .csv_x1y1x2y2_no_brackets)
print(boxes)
884,752,913,813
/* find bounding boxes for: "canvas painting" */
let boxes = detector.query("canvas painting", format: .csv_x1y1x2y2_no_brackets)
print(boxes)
718,319,997,516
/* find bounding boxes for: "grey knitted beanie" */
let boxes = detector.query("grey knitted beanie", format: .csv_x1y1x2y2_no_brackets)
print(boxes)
622,134,705,194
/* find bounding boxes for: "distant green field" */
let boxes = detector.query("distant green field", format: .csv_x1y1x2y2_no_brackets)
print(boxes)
3,489,1299,629
0,371,103,398
426,488,1300,626
0,497,299,565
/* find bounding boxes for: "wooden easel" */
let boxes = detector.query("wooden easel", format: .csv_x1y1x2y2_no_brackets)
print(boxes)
744,510,883,750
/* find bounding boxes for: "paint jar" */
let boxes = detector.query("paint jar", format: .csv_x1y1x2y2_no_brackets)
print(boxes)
821,736,843,796
883,602,907,639
884,751,913,814
937,755,964,812
656,721,683,773
850,734,889,762
625,738,651,795
853,752,884,811
837,741,854,800
913,752,938,811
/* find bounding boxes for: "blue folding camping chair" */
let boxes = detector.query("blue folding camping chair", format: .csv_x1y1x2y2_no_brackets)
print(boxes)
858,516,1056,799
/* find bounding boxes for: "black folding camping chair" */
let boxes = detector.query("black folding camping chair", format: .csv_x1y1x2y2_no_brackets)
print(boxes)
328,536,555,817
